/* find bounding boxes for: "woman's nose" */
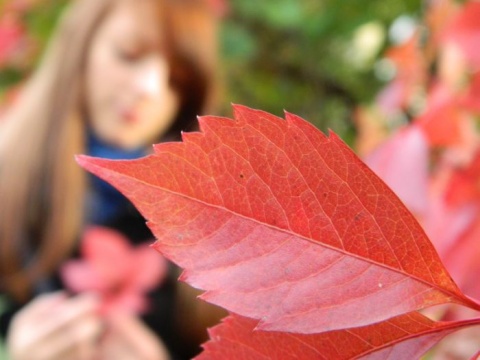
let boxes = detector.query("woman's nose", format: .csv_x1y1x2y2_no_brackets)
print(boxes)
135,59,168,98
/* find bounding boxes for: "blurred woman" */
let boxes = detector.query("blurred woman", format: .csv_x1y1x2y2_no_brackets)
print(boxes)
0,0,221,358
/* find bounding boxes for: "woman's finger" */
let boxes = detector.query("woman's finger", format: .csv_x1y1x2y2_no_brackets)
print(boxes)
13,292,67,324
33,314,102,360
7,293,102,360
102,313,170,360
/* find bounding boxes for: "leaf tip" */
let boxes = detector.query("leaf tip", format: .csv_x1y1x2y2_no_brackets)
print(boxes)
196,115,208,131
283,110,300,122
75,154,95,170
232,103,249,118
74,154,119,181
230,102,242,110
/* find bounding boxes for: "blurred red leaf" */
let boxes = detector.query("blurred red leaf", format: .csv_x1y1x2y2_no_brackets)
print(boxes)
421,193,476,267
425,0,459,50
197,313,480,360
441,1,480,69
377,34,426,114
461,72,480,113
77,105,480,334
445,150,480,207
204,0,229,17
365,124,429,215
416,82,464,147
439,215,480,301
61,226,168,316
387,34,426,83
376,78,409,116
0,11,25,67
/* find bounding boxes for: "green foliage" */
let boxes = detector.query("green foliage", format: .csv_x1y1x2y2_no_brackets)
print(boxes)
0,0,68,95
220,0,422,141
24,0,68,48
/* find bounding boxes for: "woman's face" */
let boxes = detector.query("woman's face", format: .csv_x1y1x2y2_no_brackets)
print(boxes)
84,0,179,149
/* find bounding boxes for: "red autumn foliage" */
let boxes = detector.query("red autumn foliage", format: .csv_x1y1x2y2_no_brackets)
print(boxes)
198,313,479,360
415,82,465,147
360,0,480,305
376,34,427,116
204,0,229,17
0,10,25,67
365,124,429,215
357,1,480,357
441,1,480,69
78,105,480,358
0,0,44,68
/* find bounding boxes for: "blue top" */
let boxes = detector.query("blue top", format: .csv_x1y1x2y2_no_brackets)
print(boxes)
86,130,148,224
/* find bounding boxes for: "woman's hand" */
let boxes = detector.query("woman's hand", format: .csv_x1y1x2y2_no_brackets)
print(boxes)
98,313,170,360
6,291,102,360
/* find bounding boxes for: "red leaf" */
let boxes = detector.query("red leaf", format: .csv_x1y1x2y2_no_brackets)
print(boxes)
204,0,229,17
197,313,480,360
376,34,426,114
445,150,480,206
441,1,480,69
425,0,459,49
76,105,480,333
0,11,25,66
365,124,429,215
440,215,480,301
416,82,464,147
61,226,168,315
421,194,476,267
461,72,480,113
386,34,425,83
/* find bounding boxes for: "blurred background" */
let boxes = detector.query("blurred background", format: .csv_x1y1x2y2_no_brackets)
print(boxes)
1,0,430,143
2,1,480,358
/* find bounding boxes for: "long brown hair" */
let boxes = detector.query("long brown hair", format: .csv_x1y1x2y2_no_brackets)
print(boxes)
0,0,219,301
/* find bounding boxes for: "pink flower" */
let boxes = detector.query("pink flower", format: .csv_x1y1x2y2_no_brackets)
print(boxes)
61,226,168,316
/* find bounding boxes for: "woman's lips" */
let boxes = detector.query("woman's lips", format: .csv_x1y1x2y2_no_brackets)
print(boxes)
120,108,139,124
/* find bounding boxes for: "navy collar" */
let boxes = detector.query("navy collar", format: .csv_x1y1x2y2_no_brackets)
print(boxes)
85,130,148,225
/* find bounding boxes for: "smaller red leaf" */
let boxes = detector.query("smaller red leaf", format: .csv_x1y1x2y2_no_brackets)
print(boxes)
416,82,464,147
198,313,480,360
445,150,480,207
61,226,168,315
441,1,480,68
0,11,25,66
376,34,426,114
365,124,429,215
461,73,480,113
440,216,480,301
